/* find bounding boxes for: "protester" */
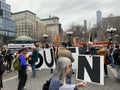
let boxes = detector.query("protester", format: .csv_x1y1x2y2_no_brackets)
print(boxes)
113,45,120,81
18,48,28,90
83,42,97,55
107,44,114,67
16,49,23,80
49,57,87,90
1,46,13,72
29,46,39,78
56,45,74,63
0,54,4,90
56,44,74,84
97,47,108,78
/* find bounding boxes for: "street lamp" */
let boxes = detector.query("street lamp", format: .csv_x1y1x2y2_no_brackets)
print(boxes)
66,31,73,47
106,27,116,43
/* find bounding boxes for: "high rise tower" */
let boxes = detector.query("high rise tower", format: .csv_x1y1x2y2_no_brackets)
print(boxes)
84,20,87,31
0,0,16,43
96,10,102,28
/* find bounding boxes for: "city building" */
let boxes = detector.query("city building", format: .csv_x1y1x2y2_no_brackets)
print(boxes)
102,15,120,42
96,10,102,28
0,0,16,44
36,17,46,41
102,14,120,29
41,16,62,43
84,20,87,31
11,10,36,39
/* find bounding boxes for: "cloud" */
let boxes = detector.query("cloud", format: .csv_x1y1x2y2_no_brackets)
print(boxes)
6,0,120,30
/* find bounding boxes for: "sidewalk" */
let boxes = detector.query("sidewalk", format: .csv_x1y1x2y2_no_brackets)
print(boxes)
2,67,120,90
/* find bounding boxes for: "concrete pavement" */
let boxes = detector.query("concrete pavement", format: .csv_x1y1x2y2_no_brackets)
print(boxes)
1,67,120,90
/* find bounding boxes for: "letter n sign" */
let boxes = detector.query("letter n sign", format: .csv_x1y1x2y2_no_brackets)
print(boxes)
77,55,104,85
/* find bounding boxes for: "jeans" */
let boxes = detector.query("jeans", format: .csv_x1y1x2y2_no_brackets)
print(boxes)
31,63,36,77
18,67,27,90
104,64,108,75
114,65,120,79
7,60,12,71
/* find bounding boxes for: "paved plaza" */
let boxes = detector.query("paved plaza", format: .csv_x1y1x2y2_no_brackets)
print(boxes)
1,66,120,90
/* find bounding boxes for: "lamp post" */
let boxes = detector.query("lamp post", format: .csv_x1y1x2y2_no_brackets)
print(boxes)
106,27,116,43
66,31,73,47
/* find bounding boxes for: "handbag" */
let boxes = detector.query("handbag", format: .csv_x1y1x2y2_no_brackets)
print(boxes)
42,78,52,90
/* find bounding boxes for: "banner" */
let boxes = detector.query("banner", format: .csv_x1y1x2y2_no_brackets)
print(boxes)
76,55,104,85
28,48,55,69
11,46,104,85
8,44,35,52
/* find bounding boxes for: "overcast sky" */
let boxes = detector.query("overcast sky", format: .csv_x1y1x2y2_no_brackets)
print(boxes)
6,0,120,30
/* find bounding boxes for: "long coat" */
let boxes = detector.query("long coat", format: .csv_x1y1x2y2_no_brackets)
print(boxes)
56,47,74,62
97,48,107,64
113,48,120,65
0,55,4,89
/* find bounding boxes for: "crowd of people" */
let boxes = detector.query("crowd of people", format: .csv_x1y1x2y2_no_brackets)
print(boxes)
0,41,120,90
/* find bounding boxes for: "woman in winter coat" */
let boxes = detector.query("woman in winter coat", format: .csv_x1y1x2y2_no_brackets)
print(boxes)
49,57,87,90
97,47,108,78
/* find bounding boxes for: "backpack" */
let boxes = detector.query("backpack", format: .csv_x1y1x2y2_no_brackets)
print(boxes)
42,78,52,90
13,56,21,70
106,55,112,64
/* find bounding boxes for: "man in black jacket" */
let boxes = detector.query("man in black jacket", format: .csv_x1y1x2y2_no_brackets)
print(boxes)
113,45,120,81
0,54,4,90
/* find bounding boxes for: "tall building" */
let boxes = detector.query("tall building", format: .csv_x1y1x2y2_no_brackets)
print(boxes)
0,0,16,43
96,10,102,28
11,10,36,39
41,16,61,43
36,17,46,41
84,20,87,31
102,15,120,32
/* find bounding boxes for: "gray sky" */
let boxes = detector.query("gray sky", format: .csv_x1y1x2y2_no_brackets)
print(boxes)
6,0,120,30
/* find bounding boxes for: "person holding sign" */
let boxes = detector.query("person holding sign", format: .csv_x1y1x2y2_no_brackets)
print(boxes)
49,57,87,90
56,46,74,84
83,42,97,55
97,47,108,78
113,45,120,81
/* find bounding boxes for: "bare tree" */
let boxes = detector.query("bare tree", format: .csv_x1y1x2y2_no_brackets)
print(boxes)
66,24,88,42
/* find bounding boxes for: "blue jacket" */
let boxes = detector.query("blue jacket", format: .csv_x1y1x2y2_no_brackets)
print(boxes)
49,77,62,90
19,54,27,67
